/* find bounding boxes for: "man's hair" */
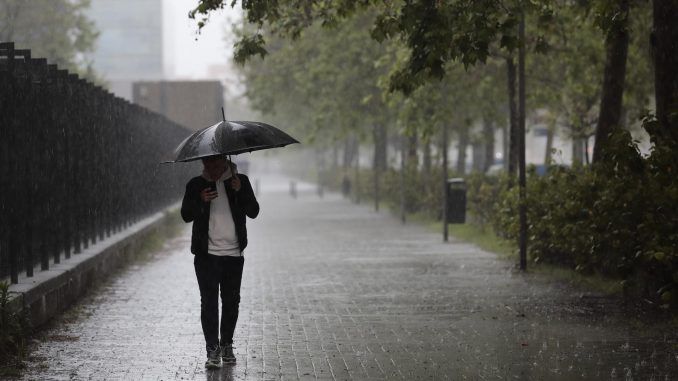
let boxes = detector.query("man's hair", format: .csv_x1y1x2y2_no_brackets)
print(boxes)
202,155,227,163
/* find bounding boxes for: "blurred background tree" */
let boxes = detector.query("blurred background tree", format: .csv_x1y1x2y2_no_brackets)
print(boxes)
194,0,676,304
0,0,99,81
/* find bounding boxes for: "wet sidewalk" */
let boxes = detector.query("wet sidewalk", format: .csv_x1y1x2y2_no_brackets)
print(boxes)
20,175,678,380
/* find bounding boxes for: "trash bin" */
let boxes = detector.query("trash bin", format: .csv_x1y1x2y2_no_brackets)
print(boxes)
446,178,466,224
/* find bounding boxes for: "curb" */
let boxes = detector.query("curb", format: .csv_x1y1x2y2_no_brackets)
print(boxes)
6,203,181,330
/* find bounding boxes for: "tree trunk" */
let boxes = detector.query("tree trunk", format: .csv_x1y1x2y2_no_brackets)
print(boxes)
518,13,527,271
315,146,326,191
572,136,584,166
372,124,387,212
399,134,406,224
373,123,387,171
442,123,449,242
342,137,351,169
456,127,469,175
354,144,360,204
506,57,519,178
502,123,509,171
422,135,432,174
343,135,357,168
593,0,630,163
544,121,554,166
652,0,678,143
483,118,495,173
407,134,418,168
472,141,484,172
332,143,339,169
373,164,380,211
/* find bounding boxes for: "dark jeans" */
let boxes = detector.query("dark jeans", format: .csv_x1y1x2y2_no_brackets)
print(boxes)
194,254,244,350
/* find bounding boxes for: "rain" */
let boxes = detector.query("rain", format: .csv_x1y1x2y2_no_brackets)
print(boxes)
1,0,677,380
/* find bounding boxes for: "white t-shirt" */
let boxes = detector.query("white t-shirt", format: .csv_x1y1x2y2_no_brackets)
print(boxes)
207,168,242,257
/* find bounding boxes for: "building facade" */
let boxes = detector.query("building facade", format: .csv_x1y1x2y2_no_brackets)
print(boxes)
86,0,164,100
133,81,225,131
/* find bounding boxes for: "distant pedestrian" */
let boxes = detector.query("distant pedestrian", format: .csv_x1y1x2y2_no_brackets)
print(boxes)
181,155,259,368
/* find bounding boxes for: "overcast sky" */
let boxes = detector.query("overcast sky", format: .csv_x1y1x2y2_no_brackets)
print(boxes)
163,1,241,82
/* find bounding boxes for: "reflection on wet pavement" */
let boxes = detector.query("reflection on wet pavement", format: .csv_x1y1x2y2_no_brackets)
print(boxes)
20,177,678,380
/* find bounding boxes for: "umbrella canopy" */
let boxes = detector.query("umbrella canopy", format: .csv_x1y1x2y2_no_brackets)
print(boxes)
169,120,299,162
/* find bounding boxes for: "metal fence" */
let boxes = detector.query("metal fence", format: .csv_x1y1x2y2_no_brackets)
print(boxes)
0,42,195,283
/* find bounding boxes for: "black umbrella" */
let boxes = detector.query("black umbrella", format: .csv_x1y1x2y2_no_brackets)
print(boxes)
168,120,300,163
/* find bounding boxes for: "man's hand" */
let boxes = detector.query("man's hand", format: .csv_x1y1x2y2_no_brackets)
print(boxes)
200,187,218,202
231,175,241,192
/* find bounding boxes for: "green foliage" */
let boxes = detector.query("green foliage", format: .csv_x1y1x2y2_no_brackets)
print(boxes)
235,7,511,157
526,0,652,165
466,172,506,231
447,223,515,259
237,11,396,146
528,4,604,130
0,0,99,80
220,0,671,310
382,166,444,217
0,281,28,370
468,128,678,307
233,33,268,64
317,120,678,308
195,0,561,93
321,165,446,221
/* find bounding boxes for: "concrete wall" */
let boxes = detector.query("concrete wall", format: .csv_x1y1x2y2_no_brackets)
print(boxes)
7,206,180,331
133,80,225,131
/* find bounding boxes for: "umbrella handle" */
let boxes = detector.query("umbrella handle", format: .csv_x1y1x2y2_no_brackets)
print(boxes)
227,156,241,201
228,155,238,176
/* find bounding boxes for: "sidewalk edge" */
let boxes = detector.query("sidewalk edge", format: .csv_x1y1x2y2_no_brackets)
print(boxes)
6,203,181,331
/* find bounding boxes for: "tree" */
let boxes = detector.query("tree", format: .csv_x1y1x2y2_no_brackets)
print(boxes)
592,0,631,163
650,0,678,144
529,4,605,165
528,1,652,165
236,11,399,209
0,0,99,78
192,0,550,93
472,60,507,173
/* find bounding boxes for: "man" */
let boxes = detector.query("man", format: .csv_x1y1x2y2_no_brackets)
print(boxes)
181,155,259,368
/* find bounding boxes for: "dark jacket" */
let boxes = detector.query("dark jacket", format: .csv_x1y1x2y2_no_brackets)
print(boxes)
181,174,259,256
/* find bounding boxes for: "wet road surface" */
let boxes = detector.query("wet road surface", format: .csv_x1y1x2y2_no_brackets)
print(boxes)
20,175,678,380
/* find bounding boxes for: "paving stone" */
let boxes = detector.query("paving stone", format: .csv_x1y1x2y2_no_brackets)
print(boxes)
17,175,678,380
